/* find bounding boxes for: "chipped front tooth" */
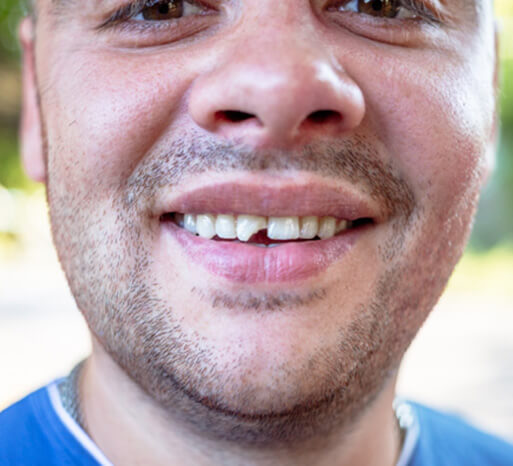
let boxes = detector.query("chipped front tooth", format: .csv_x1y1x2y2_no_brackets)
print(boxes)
300,216,318,239
268,216,300,240
196,214,216,239
184,214,197,234
336,219,349,233
215,214,237,239
237,215,267,242
318,216,336,239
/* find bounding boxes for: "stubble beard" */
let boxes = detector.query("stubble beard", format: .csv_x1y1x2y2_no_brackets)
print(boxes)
46,133,479,446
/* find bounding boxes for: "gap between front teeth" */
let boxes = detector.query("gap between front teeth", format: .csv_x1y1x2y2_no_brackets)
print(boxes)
177,214,351,242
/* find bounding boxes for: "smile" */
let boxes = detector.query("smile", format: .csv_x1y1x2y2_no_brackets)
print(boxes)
157,180,380,283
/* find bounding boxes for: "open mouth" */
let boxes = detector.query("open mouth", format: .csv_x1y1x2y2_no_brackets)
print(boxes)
161,212,374,247
156,180,380,283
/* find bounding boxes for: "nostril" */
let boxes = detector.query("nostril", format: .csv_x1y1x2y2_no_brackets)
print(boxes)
216,110,256,123
307,110,342,125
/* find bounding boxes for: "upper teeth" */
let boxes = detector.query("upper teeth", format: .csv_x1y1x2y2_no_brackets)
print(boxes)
177,214,351,242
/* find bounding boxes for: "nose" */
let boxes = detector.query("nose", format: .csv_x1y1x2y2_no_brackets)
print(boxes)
188,43,365,147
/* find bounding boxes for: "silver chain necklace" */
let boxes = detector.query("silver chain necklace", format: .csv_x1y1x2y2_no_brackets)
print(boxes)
57,360,87,432
57,360,407,457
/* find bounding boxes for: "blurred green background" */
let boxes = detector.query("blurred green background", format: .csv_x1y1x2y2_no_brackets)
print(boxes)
0,1,512,249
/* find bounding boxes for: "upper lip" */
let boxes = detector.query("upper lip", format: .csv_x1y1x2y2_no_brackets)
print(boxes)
154,179,383,223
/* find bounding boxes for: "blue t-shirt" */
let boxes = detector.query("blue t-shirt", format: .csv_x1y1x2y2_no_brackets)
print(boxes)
1,381,513,465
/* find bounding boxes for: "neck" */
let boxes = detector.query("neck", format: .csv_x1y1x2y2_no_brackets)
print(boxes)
80,340,401,466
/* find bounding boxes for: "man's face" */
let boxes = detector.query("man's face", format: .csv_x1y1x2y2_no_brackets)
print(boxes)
26,0,496,443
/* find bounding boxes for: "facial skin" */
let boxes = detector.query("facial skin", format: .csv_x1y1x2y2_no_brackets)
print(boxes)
20,0,497,464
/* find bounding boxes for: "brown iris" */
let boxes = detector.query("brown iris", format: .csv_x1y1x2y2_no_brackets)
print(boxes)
141,1,184,20
358,0,398,18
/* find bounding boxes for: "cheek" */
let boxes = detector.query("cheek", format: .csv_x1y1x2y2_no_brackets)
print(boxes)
358,51,494,212
41,49,194,193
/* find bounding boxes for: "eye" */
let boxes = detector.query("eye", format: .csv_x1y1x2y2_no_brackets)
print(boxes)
97,0,219,47
331,0,417,19
133,0,204,21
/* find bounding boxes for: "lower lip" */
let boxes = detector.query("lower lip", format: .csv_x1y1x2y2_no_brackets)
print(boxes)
160,221,362,284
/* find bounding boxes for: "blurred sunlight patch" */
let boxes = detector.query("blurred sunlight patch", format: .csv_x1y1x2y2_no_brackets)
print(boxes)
448,245,513,299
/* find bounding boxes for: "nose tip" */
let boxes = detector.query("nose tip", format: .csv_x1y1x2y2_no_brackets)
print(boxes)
188,59,365,146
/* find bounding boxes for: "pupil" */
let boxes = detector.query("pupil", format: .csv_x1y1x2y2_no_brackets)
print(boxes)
158,3,170,14
371,0,383,11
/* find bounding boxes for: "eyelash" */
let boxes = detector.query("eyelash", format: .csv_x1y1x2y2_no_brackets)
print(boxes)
328,0,441,24
98,0,212,30
97,0,442,40
397,0,441,23
100,0,440,25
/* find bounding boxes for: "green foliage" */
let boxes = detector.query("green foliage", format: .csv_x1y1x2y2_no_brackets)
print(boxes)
0,0,27,189
0,129,34,190
0,0,25,63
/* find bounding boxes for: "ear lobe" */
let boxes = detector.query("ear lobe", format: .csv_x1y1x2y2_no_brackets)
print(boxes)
19,17,46,183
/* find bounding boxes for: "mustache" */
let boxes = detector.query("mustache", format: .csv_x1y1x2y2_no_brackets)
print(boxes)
126,133,415,220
